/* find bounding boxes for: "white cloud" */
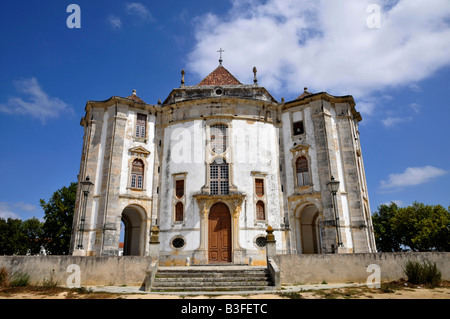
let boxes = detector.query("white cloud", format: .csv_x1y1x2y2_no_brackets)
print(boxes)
13,202,37,212
381,115,412,127
380,166,448,190
107,15,122,29
382,200,404,207
126,3,154,21
187,0,450,110
0,77,72,124
0,203,21,220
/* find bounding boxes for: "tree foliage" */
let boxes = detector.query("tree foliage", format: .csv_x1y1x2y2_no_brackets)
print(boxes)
40,182,77,255
0,181,77,255
0,217,43,255
372,202,450,252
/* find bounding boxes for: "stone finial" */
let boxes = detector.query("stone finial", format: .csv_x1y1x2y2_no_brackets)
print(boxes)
157,99,161,105
181,69,185,87
150,225,160,243
281,97,285,104
132,89,137,96
266,225,275,242
253,66,258,85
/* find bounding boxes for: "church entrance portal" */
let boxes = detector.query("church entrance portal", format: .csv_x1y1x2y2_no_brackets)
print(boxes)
121,206,143,256
208,203,232,263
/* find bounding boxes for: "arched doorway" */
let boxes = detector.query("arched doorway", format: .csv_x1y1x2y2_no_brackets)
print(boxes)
296,205,322,254
120,205,144,256
208,203,232,263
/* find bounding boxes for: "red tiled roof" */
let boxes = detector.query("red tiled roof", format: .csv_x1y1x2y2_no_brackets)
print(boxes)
296,87,312,100
126,90,146,104
197,65,242,86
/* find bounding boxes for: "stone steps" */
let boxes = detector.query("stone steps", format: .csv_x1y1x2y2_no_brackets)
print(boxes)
150,266,274,292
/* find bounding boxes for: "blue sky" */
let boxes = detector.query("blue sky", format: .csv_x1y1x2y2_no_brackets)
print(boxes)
0,0,449,221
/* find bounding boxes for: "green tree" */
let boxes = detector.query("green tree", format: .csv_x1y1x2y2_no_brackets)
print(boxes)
0,218,26,255
372,202,450,252
393,202,450,252
40,182,77,255
372,202,402,252
22,217,44,255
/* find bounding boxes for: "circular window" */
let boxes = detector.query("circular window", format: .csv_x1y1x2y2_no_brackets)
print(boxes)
215,88,223,96
255,235,267,249
171,236,186,250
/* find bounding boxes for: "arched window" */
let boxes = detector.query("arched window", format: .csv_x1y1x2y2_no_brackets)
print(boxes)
210,124,227,154
131,159,144,189
296,156,310,187
175,202,184,222
256,201,265,220
210,158,229,195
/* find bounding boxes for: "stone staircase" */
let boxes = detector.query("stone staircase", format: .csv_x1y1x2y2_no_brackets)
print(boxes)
150,265,274,292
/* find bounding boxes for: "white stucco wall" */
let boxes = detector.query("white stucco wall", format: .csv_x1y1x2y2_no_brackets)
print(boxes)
159,119,206,251
281,107,320,196
119,109,156,196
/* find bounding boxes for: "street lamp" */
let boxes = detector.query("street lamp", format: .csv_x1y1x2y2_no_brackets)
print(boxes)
327,176,343,248
77,176,94,249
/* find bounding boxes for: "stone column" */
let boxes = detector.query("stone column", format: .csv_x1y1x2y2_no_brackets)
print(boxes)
149,225,160,259
265,225,276,260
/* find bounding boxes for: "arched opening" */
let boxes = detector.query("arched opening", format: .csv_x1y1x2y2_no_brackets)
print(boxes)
120,206,144,256
208,202,231,263
256,201,265,221
296,156,310,187
296,205,322,254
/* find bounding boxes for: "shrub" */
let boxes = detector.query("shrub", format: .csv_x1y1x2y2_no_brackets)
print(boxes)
0,267,8,287
404,260,442,287
42,270,59,288
9,272,30,287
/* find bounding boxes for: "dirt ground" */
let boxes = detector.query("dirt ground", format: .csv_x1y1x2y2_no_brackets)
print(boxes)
0,281,449,299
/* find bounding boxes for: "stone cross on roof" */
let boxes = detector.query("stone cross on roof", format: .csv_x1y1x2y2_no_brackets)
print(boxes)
217,48,225,66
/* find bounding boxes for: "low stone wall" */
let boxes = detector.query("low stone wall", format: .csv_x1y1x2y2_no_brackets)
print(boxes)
0,256,153,287
1,253,448,288
274,252,450,285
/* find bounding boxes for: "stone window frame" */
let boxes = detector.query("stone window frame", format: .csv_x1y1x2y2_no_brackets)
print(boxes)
290,109,306,139
170,235,187,250
127,157,147,191
172,172,187,225
251,171,268,224
202,119,238,195
290,145,313,192
134,112,148,143
296,156,311,187
209,123,228,155
253,234,267,250
209,157,230,195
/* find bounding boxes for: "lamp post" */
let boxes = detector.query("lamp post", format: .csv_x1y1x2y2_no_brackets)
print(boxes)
77,176,94,250
327,176,343,248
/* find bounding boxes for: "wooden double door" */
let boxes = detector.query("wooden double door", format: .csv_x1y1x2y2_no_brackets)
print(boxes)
208,203,232,263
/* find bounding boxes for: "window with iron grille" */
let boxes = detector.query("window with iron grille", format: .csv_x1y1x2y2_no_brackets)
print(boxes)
136,114,147,138
255,235,267,248
296,156,310,187
171,236,185,249
131,159,144,189
210,159,229,195
210,124,227,154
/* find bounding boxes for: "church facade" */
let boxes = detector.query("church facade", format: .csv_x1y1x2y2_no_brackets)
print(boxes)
69,61,376,265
